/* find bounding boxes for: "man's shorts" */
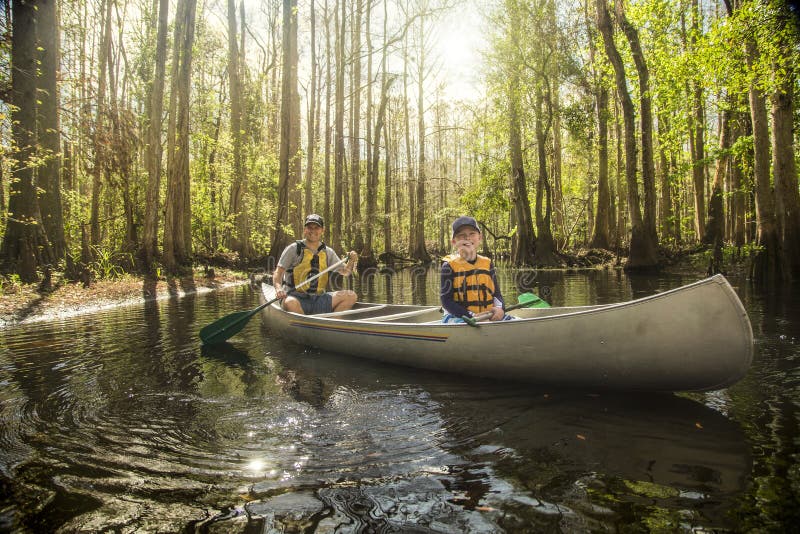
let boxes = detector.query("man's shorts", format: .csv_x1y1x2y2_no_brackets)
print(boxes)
287,291,334,314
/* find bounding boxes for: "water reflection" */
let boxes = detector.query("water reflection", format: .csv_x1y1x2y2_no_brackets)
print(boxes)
0,269,796,531
240,345,750,531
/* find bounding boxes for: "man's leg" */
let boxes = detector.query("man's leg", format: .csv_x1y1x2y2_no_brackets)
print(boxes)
281,296,305,314
331,290,357,311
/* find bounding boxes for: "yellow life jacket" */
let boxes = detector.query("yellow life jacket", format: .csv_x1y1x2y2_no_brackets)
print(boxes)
288,241,328,294
445,253,496,314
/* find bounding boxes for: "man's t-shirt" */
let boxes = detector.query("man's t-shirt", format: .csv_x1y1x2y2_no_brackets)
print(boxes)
277,241,341,292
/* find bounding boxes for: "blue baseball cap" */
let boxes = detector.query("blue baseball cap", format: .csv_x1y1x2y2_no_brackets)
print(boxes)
451,216,480,237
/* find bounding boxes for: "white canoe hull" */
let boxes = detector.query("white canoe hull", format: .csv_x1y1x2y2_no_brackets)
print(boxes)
259,274,753,392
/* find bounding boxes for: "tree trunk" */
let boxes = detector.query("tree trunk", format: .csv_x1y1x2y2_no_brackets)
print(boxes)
304,0,317,218
271,0,300,258
350,0,364,252
37,0,64,261
2,0,52,282
403,37,415,257
366,41,392,267
142,0,168,269
591,86,611,249
533,86,559,266
329,0,345,252
382,0,392,259
163,0,197,272
657,113,674,242
551,79,564,245
363,0,376,263
689,0,706,242
411,13,430,263
383,108,392,257
704,108,730,273
772,73,800,277
731,111,746,247
747,37,780,282
616,2,659,253
508,3,535,266
613,95,624,247
90,0,113,249
226,0,252,261
323,0,332,231
597,0,657,269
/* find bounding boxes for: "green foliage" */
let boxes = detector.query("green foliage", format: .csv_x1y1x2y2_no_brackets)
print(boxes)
89,246,132,280
0,272,22,292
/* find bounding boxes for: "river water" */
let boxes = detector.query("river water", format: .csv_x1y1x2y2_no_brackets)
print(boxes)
1,267,798,532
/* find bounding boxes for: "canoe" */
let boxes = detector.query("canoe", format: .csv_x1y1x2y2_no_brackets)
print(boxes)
259,274,753,392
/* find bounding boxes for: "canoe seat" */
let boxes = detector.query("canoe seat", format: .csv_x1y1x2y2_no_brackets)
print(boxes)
314,305,389,319
357,308,439,323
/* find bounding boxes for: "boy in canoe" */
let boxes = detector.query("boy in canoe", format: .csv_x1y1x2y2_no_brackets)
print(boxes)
273,214,359,314
441,216,511,325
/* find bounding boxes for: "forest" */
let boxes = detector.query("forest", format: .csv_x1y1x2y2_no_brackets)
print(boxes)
0,0,798,285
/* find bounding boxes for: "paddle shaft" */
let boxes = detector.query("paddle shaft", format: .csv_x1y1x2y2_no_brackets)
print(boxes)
200,256,349,344
470,297,544,323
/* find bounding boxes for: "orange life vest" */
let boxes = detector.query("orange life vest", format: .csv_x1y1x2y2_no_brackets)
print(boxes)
444,253,496,314
287,241,328,294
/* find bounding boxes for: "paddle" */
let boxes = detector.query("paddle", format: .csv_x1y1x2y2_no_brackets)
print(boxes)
462,291,550,326
199,256,350,345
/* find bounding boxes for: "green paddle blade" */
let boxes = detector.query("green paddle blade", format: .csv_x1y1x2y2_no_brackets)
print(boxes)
199,308,260,344
517,292,550,308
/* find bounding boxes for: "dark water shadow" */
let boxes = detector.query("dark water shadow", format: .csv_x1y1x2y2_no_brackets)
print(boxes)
142,276,158,301
180,274,196,294
255,342,751,493
200,342,250,367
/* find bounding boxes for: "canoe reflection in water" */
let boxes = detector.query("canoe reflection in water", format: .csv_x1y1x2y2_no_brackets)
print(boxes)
198,342,751,532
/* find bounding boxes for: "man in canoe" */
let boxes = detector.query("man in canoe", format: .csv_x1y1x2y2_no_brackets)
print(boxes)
273,214,359,314
440,215,511,325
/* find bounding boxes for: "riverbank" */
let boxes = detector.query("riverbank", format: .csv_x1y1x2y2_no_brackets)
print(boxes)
1,247,739,328
0,268,250,328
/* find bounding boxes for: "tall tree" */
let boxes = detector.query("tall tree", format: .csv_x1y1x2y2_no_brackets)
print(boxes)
323,0,333,230
533,82,559,265
590,86,611,249
226,0,252,261
350,0,364,252
615,0,659,251
37,0,64,261
704,107,730,273
163,0,197,272
531,0,560,265
271,0,300,258
411,7,431,262
586,0,610,250
304,0,317,218
744,32,780,281
770,2,800,278
141,0,169,269
596,0,657,268
687,0,706,242
90,0,113,248
2,0,53,282
506,0,536,265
